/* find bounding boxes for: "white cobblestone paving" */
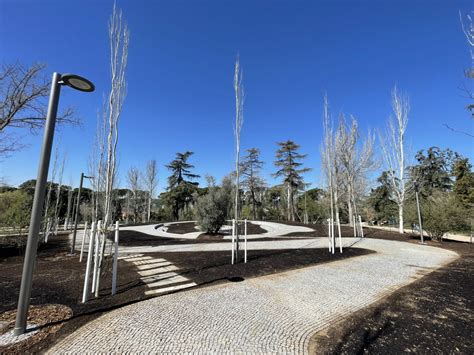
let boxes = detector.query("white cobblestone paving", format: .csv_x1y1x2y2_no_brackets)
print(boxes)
122,255,197,296
49,238,457,354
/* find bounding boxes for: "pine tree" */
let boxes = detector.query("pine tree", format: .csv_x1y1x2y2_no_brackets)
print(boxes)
241,148,265,220
452,158,474,208
165,151,200,220
273,140,310,221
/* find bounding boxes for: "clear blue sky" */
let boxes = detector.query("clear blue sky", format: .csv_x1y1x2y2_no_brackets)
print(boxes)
1,0,472,192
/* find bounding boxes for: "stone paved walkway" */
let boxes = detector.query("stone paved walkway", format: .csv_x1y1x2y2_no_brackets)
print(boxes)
49,238,457,354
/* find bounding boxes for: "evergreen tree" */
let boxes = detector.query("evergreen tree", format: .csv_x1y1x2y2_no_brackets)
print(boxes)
368,171,398,223
410,147,459,196
240,148,265,220
165,151,200,220
452,158,474,208
273,140,310,221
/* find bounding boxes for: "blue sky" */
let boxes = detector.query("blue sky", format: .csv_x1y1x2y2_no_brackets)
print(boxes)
1,0,473,192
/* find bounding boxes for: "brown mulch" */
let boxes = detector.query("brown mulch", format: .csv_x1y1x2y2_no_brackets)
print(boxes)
310,227,474,354
165,221,267,236
0,304,72,354
165,222,198,234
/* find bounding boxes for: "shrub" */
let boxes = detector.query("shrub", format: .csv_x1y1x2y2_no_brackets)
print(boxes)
0,190,32,230
407,192,470,240
194,177,232,234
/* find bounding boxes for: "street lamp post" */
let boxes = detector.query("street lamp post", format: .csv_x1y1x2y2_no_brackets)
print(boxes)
414,181,425,245
71,173,93,255
14,72,94,336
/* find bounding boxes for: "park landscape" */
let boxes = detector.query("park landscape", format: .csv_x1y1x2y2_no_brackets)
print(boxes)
0,1,473,354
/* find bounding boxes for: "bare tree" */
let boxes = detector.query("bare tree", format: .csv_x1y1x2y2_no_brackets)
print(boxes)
65,184,73,230
89,102,107,223
336,114,376,225
233,55,244,252
53,154,66,233
102,2,129,228
0,63,75,156
321,94,341,246
127,167,140,223
379,86,410,234
43,147,59,237
460,10,474,62
143,159,158,222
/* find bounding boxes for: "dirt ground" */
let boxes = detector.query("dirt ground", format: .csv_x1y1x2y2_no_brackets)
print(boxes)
310,228,474,354
0,228,368,353
2,224,472,353
165,221,267,236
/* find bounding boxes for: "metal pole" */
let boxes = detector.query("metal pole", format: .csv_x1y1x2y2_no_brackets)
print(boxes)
14,73,62,336
415,183,424,244
71,172,84,254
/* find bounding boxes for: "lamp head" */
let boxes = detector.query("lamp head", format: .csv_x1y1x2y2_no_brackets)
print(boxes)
61,74,95,92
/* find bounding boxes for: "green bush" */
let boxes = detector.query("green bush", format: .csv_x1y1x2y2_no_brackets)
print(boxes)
406,192,470,240
194,177,232,234
0,190,32,230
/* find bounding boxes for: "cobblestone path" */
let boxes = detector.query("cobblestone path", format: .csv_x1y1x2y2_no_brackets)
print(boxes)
119,254,197,295
49,238,457,354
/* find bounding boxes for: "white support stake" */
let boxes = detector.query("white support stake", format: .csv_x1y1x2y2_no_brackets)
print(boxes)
45,218,51,243
231,219,235,265
80,221,89,262
95,222,106,298
359,215,364,238
338,223,343,253
82,222,96,303
331,218,335,254
55,217,59,235
327,219,331,252
244,219,248,263
353,215,357,237
92,220,101,293
112,221,119,295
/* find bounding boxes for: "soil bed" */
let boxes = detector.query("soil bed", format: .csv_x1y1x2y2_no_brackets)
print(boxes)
166,221,267,236
310,228,474,354
165,222,197,234
115,229,314,247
